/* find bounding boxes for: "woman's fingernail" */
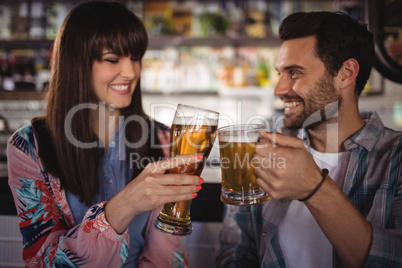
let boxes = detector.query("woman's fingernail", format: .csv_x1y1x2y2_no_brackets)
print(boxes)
196,153,203,159
199,178,205,184
192,192,198,197
196,185,202,191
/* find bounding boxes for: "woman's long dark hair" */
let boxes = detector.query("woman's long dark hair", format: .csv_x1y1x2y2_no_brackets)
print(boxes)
32,1,163,206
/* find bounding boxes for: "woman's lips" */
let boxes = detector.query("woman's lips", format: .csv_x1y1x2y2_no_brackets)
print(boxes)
110,84,130,95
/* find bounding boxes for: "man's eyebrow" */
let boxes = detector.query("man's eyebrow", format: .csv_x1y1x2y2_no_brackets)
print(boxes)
275,64,305,72
283,64,305,71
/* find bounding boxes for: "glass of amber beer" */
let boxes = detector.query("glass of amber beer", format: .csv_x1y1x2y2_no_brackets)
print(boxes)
218,124,270,205
153,104,219,235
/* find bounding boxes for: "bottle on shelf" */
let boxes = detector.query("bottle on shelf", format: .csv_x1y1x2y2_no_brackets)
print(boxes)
256,57,269,87
1,51,15,91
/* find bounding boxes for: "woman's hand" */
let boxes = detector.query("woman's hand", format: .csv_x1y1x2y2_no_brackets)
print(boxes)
105,153,204,234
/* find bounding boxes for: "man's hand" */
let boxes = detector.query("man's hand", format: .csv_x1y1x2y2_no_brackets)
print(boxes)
254,131,323,200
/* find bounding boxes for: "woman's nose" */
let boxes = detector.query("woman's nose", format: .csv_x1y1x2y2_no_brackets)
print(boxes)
120,58,137,79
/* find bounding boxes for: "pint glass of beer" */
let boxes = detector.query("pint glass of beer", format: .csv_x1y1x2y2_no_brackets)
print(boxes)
153,104,219,235
218,124,270,205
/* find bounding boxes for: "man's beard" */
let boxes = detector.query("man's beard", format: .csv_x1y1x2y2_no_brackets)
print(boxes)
283,75,341,130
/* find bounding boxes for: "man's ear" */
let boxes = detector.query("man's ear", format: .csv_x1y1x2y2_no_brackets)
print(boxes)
337,58,359,90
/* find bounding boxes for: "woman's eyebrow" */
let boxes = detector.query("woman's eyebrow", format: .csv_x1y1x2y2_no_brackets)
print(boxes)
102,51,116,56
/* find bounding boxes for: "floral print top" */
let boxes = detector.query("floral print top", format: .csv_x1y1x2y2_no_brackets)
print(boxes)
7,122,189,267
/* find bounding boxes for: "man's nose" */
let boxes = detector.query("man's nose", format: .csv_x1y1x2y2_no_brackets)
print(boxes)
273,76,292,97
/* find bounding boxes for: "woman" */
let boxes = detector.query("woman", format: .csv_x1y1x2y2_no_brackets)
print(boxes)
7,2,202,267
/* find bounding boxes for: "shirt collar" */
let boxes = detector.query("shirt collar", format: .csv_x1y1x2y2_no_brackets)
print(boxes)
344,111,384,152
281,111,384,152
96,125,125,157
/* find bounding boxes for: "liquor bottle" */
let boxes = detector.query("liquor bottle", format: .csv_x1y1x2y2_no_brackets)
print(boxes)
256,58,269,87
2,54,15,91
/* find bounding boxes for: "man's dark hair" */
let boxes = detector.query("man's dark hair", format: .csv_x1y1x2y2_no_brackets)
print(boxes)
279,11,375,95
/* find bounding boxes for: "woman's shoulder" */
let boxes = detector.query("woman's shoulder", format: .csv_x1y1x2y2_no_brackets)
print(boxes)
8,122,38,158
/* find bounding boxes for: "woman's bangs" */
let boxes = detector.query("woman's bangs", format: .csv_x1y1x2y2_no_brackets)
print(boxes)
95,17,148,60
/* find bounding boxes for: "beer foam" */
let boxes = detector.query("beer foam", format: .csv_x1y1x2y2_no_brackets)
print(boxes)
173,115,218,126
218,131,260,143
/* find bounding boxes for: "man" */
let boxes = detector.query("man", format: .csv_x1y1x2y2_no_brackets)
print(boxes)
217,11,401,267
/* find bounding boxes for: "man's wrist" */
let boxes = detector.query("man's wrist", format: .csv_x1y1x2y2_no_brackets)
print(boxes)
298,168,329,202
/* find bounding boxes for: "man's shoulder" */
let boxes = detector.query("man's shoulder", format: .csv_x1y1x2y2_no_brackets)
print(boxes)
380,126,402,151
362,111,401,148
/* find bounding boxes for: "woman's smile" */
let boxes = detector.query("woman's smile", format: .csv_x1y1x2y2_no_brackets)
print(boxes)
110,83,131,95
91,51,140,108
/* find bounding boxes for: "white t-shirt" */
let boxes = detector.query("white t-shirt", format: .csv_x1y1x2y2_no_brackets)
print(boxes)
278,147,351,268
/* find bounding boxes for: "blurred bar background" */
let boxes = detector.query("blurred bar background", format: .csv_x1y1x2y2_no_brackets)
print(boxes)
0,1,401,267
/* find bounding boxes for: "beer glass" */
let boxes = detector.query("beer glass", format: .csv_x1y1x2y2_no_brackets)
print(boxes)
153,104,219,235
218,124,270,205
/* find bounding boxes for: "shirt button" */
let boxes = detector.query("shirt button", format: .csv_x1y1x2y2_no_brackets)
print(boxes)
107,178,113,184
344,141,353,149
262,232,268,237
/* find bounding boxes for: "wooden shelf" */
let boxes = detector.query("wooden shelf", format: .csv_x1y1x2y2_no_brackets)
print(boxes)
0,91,46,100
0,40,54,50
0,35,281,100
0,36,281,51
148,36,281,49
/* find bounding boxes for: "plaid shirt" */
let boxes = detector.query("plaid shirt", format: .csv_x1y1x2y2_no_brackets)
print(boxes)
217,112,402,267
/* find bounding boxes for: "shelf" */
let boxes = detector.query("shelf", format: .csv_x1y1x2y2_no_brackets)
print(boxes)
0,91,218,100
0,40,54,50
0,91,46,100
217,86,274,97
148,36,282,49
0,36,281,51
